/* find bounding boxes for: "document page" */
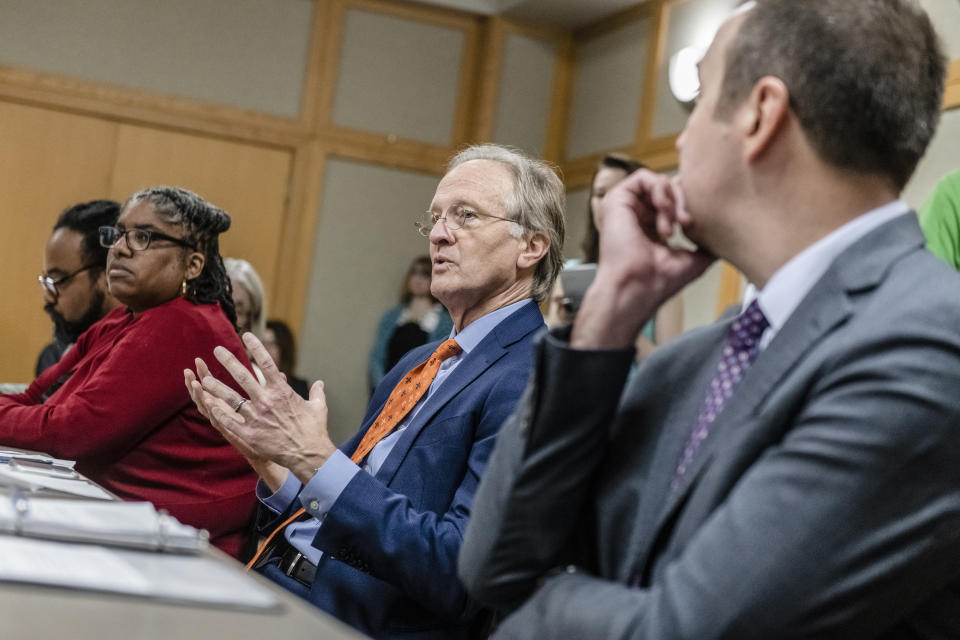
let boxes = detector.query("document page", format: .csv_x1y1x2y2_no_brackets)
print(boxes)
0,536,281,611
0,451,75,467
0,465,112,500
0,498,206,551
0,537,151,595
122,551,282,610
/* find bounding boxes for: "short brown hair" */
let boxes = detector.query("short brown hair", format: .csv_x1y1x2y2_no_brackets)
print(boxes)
716,0,945,191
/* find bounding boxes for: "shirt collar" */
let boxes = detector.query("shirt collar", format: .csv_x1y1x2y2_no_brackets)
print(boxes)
747,200,910,334
450,299,533,354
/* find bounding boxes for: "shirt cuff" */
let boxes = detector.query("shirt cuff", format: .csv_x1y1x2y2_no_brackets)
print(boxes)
256,471,300,514
298,450,361,518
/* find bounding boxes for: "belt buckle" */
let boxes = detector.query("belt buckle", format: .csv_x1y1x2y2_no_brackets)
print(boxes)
284,551,304,578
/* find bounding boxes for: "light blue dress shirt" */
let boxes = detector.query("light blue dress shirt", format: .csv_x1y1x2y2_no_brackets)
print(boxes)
258,298,533,564
741,199,909,350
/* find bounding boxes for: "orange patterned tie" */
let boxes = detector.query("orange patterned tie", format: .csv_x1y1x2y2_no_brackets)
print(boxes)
352,338,462,462
246,338,461,571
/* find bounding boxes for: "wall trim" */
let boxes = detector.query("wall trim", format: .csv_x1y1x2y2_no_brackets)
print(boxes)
716,262,743,316
560,0,662,169
0,65,310,148
574,0,660,42
945,59,960,110
473,17,571,162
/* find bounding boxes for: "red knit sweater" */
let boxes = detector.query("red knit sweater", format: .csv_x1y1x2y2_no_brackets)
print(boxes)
0,297,258,557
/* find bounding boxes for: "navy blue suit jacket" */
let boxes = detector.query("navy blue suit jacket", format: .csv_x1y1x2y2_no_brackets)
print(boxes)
260,301,544,639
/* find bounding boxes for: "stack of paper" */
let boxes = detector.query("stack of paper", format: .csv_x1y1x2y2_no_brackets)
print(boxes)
0,496,208,553
0,450,72,466
0,536,281,610
0,448,283,613
0,454,112,500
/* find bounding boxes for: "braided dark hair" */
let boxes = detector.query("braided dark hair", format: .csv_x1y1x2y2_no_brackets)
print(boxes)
126,186,237,329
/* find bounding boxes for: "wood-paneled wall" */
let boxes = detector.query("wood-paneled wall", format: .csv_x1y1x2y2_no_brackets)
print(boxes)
0,103,294,380
0,0,957,387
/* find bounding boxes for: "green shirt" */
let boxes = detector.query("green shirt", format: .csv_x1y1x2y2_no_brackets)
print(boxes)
919,169,960,269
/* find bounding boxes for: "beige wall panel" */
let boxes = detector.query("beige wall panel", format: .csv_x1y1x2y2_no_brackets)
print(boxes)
920,0,960,59
299,158,440,443
563,187,590,262
0,0,313,117
0,102,118,382
651,0,740,138
565,18,651,159
331,9,465,145
683,259,726,330
492,34,558,156
903,108,960,210
109,125,293,303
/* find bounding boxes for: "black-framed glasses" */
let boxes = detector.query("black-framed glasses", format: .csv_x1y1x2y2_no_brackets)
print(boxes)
38,264,98,299
98,226,196,252
414,206,516,237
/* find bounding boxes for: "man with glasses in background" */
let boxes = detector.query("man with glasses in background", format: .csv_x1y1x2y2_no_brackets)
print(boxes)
36,200,121,382
185,144,565,640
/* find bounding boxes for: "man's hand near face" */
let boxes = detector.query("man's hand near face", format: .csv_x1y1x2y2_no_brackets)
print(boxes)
572,170,714,351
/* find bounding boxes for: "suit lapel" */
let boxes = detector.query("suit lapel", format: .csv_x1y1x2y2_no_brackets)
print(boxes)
375,302,544,485
661,282,852,508
614,318,733,581
640,214,925,570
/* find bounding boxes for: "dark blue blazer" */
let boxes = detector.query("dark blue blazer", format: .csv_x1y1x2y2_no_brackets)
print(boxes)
260,301,544,639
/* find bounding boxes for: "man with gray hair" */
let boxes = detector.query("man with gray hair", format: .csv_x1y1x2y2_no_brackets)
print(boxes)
460,1,960,638
185,143,563,639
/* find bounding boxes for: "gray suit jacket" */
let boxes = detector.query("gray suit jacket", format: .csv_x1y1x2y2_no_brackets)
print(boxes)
459,214,960,639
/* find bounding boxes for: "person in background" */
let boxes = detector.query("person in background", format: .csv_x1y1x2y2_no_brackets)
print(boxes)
460,1,960,637
225,257,268,384
919,168,960,268
547,154,683,359
36,200,122,377
367,255,453,393
264,319,310,399
225,257,267,339
0,186,258,557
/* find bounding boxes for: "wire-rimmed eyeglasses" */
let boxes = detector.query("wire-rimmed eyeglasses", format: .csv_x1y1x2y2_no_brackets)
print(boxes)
98,226,196,252
37,264,98,299
414,207,516,237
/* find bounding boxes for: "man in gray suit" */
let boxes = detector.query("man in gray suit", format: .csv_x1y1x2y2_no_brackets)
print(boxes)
459,1,960,638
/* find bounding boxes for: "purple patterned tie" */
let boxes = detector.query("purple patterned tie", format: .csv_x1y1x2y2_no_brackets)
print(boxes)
673,299,769,484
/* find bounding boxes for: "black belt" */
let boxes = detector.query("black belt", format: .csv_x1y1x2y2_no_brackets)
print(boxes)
278,545,317,587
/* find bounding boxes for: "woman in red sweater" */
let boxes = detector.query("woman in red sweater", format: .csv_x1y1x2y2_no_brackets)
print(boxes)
0,186,258,558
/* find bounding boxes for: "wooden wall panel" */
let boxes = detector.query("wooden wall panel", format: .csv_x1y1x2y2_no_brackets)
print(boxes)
945,60,960,110
108,126,294,306
490,32,559,156
0,102,119,382
919,0,960,60
564,187,590,262
1,0,955,381
299,157,441,442
0,0,315,118
650,0,739,139
330,7,469,146
902,107,960,209
564,16,653,159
